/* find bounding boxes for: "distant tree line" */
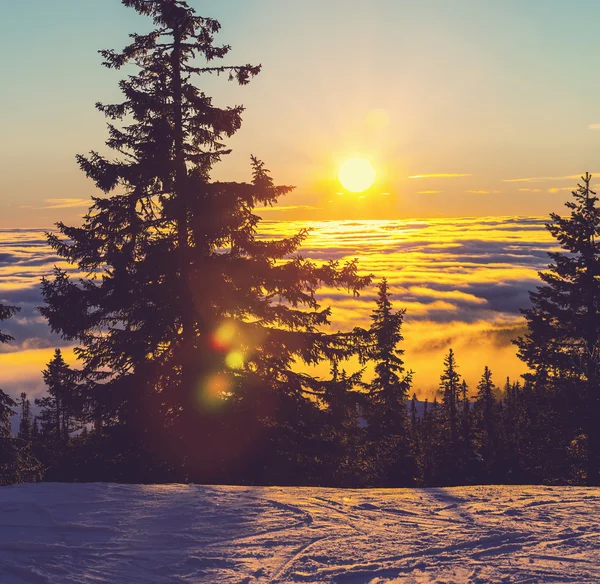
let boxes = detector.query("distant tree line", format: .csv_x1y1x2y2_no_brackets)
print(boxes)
1,0,599,487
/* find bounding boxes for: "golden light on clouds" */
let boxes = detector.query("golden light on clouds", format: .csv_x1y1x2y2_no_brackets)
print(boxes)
409,174,471,179
338,158,377,193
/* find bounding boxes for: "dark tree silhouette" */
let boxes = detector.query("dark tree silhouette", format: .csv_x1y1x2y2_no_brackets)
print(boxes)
40,0,370,482
0,303,19,344
473,366,499,480
365,279,414,484
17,393,32,442
0,305,39,485
439,349,460,445
367,279,412,430
516,173,600,484
37,349,79,446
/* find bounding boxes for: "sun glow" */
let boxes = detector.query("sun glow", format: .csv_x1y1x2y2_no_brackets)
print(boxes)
338,158,376,193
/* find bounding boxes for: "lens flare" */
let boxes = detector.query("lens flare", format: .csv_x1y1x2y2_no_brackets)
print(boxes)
212,321,237,351
198,372,231,409
225,350,244,370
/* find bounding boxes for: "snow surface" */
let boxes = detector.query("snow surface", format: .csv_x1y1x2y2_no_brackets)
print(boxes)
1,483,599,583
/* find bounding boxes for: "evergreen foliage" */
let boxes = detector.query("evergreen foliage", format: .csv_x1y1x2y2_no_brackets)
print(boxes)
0,306,41,485
7,3,598,488
516,173,600,484
40,0,371,483
364,279,414,485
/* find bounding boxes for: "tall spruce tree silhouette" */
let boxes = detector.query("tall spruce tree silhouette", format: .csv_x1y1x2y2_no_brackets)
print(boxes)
439,349,460,445
368,279,411,430
366,279,414,485
438,348,462,483
41,0,370,482
516,173,600,484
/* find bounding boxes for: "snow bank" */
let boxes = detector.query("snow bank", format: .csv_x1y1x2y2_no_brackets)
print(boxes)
0,483,598,583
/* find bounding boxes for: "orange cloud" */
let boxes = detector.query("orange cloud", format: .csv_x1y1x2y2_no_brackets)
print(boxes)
43,198,91,209
409,174,471,179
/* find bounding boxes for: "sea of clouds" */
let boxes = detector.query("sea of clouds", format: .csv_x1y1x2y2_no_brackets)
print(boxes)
0,216,556,401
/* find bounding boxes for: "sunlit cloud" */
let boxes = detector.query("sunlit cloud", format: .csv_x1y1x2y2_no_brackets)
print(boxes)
589,123,600,130
548,187,574,193
258,205,319,213
518,188,542,192
416,190,442,195
504,174,600,183
0,217,557,398
466,190,500,195
409,174,471,179
43,198,91,209
257,216,553,392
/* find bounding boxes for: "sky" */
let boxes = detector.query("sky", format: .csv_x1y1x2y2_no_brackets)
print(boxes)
3,0,600,226
0,1,597,401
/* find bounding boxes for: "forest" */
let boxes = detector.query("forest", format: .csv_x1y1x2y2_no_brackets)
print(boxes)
1,0,600,489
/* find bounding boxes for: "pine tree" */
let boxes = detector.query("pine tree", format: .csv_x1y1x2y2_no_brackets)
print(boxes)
439,348,461,447
438,349,468,483
473,366,499,481
457,378,475,482
17,393,32,442
0,391,15,440
0,303,19,345
409,393,423,484
410,393,419,437
40,0,371,482
365,279,414,485
0,300,17,483
367,279,412,431
318,362,364,486
36,349,79,446
516,173,600,484
0,304,39,484
459,379,471,446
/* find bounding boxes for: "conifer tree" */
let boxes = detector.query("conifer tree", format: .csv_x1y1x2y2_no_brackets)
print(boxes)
438,349,467,483
410,393,419,438
17,393,32,442
439,348,460,446
516,173,600,484
40,0,370,481
0,303,19,345
365,279,414,485
367,279,412,431
409,393,423,483
473,366,499,480
37,349,79,445
318,362,364,485
459,379,471,446
0,306,39,484
0,300,17,484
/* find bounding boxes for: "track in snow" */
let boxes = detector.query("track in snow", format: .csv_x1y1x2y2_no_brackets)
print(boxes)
0,483,599,583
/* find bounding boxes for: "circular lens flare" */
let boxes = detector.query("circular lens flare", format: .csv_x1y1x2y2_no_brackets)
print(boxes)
338,158,377,193
198,372,231,410
225,350,245,370
212,322,237,351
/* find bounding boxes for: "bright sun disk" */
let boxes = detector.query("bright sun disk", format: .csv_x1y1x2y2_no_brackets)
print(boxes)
338,158,376,193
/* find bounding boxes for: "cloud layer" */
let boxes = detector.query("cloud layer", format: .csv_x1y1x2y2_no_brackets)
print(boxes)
0,217,555,399
260,216,555,393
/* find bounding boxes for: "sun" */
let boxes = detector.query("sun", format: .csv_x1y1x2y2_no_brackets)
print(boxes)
338,158,377,193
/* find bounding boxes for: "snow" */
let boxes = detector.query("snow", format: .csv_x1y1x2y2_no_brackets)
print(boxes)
0,483,599,583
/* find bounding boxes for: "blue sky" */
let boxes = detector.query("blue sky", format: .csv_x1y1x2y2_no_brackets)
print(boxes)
3,1,600,225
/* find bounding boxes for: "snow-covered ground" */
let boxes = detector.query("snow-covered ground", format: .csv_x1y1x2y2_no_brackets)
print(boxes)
1,483,599,583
